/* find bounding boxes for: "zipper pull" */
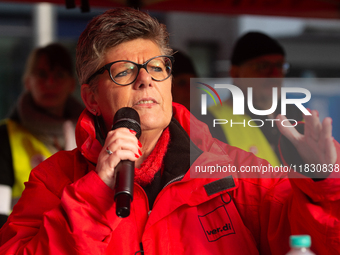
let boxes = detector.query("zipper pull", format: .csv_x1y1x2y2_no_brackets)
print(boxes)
134,243,144,254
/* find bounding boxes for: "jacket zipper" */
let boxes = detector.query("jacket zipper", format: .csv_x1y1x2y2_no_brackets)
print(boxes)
149,174,186,213
163,174,185,189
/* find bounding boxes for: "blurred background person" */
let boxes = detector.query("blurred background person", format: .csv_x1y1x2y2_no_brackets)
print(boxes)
196,31,303,167
0,43,84,227
171,50,198,110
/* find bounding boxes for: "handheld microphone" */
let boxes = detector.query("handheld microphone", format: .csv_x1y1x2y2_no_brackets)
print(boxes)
112,107,141,218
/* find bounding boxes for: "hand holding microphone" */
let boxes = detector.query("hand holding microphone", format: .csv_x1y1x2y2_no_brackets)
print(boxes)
111,107,141,218
95,107,141,218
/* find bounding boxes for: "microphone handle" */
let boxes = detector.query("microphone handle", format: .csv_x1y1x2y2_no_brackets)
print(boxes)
114,160,134,218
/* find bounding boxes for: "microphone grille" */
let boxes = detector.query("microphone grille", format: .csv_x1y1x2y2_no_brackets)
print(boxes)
112,107,141,139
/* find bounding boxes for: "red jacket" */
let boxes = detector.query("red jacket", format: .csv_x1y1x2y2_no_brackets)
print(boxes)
0,103,340,255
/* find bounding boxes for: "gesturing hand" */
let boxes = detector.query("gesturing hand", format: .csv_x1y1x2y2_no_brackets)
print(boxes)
276,110,337,171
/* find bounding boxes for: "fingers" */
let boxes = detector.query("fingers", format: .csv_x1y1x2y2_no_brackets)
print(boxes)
279,109,337,166
303,110,322,142
276,114,302,147
324,137,337,165
320,117,333,141
105,129,141,160
304,112,336,164
320,117,337,165
96,127,142,189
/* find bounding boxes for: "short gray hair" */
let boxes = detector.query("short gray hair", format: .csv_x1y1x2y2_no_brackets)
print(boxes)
76,7,172,88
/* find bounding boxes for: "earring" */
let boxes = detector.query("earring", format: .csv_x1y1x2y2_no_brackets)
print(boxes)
92,109,96,112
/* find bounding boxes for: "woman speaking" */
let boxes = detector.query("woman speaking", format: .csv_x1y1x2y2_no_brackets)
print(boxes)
0,7,340,255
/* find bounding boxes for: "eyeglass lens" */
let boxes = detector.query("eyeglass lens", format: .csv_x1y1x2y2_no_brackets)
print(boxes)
110,56,172,85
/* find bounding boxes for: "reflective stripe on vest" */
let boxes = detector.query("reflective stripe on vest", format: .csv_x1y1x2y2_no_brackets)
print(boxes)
6,119,52,198
208,104,281,167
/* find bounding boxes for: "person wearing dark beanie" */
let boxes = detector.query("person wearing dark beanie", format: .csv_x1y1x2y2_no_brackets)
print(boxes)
196,31,302,168
229,31,290,111
229,31,288,80
230,31,285,66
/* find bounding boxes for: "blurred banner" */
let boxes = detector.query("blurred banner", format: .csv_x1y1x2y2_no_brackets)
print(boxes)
5,0,340,19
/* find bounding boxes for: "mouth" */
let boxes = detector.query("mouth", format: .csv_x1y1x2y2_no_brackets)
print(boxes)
135,98,157,105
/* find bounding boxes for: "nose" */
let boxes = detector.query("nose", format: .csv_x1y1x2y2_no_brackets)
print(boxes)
133,67,152,89
45,73,57,87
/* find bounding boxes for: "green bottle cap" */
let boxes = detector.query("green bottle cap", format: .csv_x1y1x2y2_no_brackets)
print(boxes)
290,235,311,248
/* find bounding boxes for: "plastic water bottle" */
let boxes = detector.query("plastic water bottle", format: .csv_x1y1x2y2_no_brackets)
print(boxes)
286,235,315,255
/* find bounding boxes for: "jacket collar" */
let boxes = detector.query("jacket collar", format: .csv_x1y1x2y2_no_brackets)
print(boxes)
75,103,200,165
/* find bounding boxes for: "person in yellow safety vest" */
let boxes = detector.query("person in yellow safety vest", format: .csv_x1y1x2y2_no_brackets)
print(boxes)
195,32,303,167
0,43,84,227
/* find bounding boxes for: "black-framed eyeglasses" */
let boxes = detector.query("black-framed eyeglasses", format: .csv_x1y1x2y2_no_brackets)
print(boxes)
86,55,174,86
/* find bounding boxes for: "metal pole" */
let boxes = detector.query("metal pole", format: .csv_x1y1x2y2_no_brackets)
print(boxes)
33,3,56,47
